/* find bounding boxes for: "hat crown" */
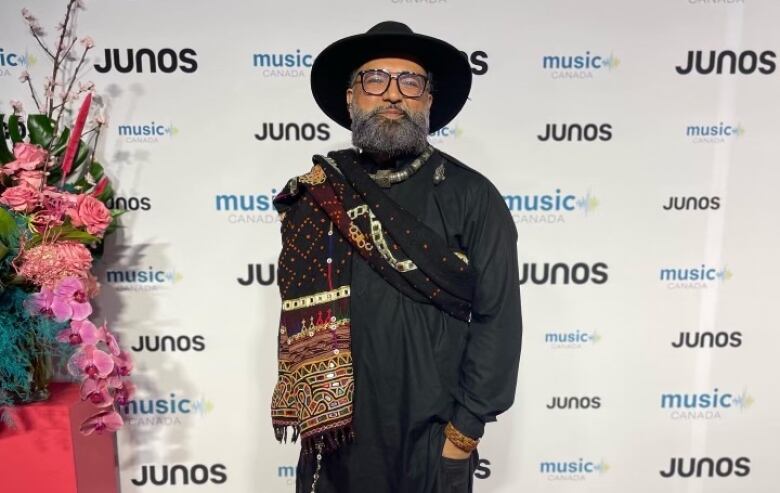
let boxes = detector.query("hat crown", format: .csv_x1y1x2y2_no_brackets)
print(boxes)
366,21,414,35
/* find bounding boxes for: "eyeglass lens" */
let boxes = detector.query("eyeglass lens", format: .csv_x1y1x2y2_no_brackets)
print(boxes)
362,70,426,97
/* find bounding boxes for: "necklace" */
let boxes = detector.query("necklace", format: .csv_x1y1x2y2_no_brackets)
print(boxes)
367,146,434,188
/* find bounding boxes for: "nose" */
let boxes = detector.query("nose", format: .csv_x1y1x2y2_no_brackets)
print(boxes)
383,77,403,103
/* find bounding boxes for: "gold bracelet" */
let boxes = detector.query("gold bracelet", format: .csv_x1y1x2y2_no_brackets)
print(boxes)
444,422,480,453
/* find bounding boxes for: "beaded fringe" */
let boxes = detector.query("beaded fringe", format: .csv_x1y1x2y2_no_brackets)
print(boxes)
274,423,355,455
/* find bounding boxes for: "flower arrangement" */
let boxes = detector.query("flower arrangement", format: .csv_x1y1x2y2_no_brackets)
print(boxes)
0,0,132,435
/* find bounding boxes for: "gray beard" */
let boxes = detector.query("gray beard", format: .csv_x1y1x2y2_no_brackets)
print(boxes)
350,103,430,158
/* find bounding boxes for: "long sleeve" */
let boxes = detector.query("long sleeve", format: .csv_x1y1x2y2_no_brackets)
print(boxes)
450,178,523,440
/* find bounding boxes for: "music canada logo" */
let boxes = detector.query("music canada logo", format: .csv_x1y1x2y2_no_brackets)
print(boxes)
429,123,463,143
215,189,278,224
130,463,227,486
676,50,775,75
542,51,620,79
540,458,610,480
660,387,754,420
685,122,744,143
117,121,179,143
0,47,37,76
103,265,182,291
545,329,602,349
659,264,732,289
94,48,198,73
238,263,276,286
121,393,214,426
503,189,598,224
252,49,313,77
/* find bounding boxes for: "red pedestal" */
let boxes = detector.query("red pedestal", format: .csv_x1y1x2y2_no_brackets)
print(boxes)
0,383,119,493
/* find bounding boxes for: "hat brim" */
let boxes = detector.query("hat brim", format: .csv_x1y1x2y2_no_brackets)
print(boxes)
310,31,472,133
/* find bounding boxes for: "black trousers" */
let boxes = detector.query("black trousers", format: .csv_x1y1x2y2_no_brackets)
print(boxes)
295,442,480,492
435,449,480,493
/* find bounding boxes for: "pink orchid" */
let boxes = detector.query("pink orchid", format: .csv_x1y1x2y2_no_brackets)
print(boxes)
23,287,56,318
68,345,114,379
111,351,133,377
108,377,135,406
56,319,100,346
98,322,121,355
80,378,114,407
51,276,92,321
10,100,23,114
80,410,123,435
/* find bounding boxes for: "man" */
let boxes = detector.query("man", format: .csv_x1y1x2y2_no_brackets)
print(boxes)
271,21,522,493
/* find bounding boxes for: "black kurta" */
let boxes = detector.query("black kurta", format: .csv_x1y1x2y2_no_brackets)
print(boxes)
294,149,523,493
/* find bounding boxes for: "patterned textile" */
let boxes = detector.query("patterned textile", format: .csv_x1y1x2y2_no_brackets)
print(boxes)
271,148,475,452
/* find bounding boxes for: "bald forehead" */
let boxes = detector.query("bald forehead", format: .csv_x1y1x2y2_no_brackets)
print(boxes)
357,57,427,74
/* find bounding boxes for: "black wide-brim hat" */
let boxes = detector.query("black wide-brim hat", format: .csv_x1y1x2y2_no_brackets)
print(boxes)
311,21,472,133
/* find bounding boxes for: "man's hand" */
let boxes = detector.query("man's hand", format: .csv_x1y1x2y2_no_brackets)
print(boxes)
441,436,471,460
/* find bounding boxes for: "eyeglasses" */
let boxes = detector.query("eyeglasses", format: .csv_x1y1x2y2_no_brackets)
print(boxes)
354,69,429,98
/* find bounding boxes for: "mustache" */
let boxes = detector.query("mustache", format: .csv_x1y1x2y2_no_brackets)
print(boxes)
367,104,410,118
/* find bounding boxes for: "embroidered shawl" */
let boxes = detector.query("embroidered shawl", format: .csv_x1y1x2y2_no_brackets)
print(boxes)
271,149,475,452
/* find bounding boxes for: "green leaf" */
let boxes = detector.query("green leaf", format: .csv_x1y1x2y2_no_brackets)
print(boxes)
52,127,70,155
27,114,55,147
75,161,106,191
97,181,115,203
70,140,90,172
0,207,17,242
0,240,8,262
104,216,123,236
89,160,105,179
0,114,14,163
8,115,23,144
27,223,100,248
58,228,100,244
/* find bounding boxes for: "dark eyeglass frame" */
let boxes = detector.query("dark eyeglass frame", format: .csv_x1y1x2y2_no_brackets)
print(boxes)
354,69,430,98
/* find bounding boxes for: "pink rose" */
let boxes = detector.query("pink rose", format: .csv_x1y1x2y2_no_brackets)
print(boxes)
15,170,46,189
3,143,48,174
0,183,40,212
31,188,71,230
66,194,112,236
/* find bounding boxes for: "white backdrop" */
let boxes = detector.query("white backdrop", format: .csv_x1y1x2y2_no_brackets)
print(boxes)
2,0,780,492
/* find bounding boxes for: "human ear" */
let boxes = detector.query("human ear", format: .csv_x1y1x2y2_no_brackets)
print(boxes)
346,88,354,117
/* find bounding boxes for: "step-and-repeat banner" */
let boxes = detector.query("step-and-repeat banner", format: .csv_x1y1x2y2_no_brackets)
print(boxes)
2,1,779,492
